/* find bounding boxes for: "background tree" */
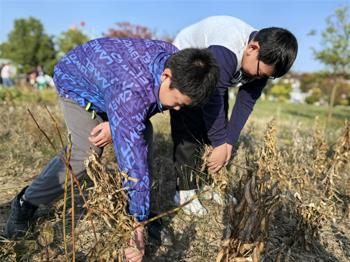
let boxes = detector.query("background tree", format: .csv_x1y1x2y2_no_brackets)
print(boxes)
57,27,89,56
268,82,292,102
310,6,350,120
0,17,56,74
160,33,175,43
104,21,174,42
298,72,325,93
104,21,155,38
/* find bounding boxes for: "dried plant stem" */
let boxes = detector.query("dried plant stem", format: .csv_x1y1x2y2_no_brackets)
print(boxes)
62,137,72,258
89,185,210,257
45,105,64,149
69,146,76,262
183,165,211,186
27,109,57,151
138,188,210,228
68,168,98,241
27,108,98,260
47,107,99,243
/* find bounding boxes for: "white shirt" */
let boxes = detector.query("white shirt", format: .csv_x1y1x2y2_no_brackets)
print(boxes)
1,65,11,78
173,16,256,72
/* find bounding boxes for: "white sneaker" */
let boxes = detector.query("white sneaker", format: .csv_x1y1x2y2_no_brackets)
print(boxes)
174,190,208,216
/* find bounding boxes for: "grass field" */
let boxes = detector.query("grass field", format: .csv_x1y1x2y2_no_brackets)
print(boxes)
251,99,349,129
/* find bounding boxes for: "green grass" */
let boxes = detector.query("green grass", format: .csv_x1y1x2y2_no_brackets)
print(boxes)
0,86,58,105
229,98,349,130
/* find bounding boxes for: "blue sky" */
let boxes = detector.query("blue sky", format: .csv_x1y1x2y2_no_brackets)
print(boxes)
0,0,349,72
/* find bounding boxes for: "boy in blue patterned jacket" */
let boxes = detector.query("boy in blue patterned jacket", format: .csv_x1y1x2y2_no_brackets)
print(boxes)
5,37,219,261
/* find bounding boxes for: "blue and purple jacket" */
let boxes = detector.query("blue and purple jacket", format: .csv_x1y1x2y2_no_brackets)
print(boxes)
53,37,178,221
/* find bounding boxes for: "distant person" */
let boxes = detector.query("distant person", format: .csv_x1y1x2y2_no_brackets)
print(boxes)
35,72,55,90
1,63,14,87
28,65,54,90
35,72,47,90
28,70,37,87
28,65,44,87
0,64,3,86
36,65,44,75
5,37,219,262
170,16,298,215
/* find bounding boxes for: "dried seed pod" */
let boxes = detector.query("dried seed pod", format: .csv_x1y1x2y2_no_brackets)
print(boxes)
244,179,255,209
235,197,246,213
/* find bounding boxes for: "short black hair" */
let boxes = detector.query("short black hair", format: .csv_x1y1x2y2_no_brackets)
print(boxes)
254,27,298,78
164,48,219,106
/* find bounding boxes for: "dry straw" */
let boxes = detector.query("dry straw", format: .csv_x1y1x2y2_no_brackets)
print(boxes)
81,152,136,261
213,119,350,261
2,105,349,261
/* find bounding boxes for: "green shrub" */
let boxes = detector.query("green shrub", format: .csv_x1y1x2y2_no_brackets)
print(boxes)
269,83,292,101
305,87,322,104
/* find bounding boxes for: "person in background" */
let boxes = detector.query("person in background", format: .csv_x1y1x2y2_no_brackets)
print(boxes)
28,65,55,90
1,63,14,87
0,64,4,86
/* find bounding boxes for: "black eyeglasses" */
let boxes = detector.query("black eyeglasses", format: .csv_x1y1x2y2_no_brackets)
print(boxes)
257,60,275,80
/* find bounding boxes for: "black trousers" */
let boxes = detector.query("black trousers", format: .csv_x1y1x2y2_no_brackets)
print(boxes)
170,107,209,190
170,91,229,191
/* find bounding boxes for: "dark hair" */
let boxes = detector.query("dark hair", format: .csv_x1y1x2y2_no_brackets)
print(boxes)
164,48,219,106
254,27,298,78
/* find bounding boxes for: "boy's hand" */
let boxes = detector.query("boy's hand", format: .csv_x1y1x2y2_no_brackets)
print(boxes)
207,143,232,173
89,122,112,148
124,226,145,262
